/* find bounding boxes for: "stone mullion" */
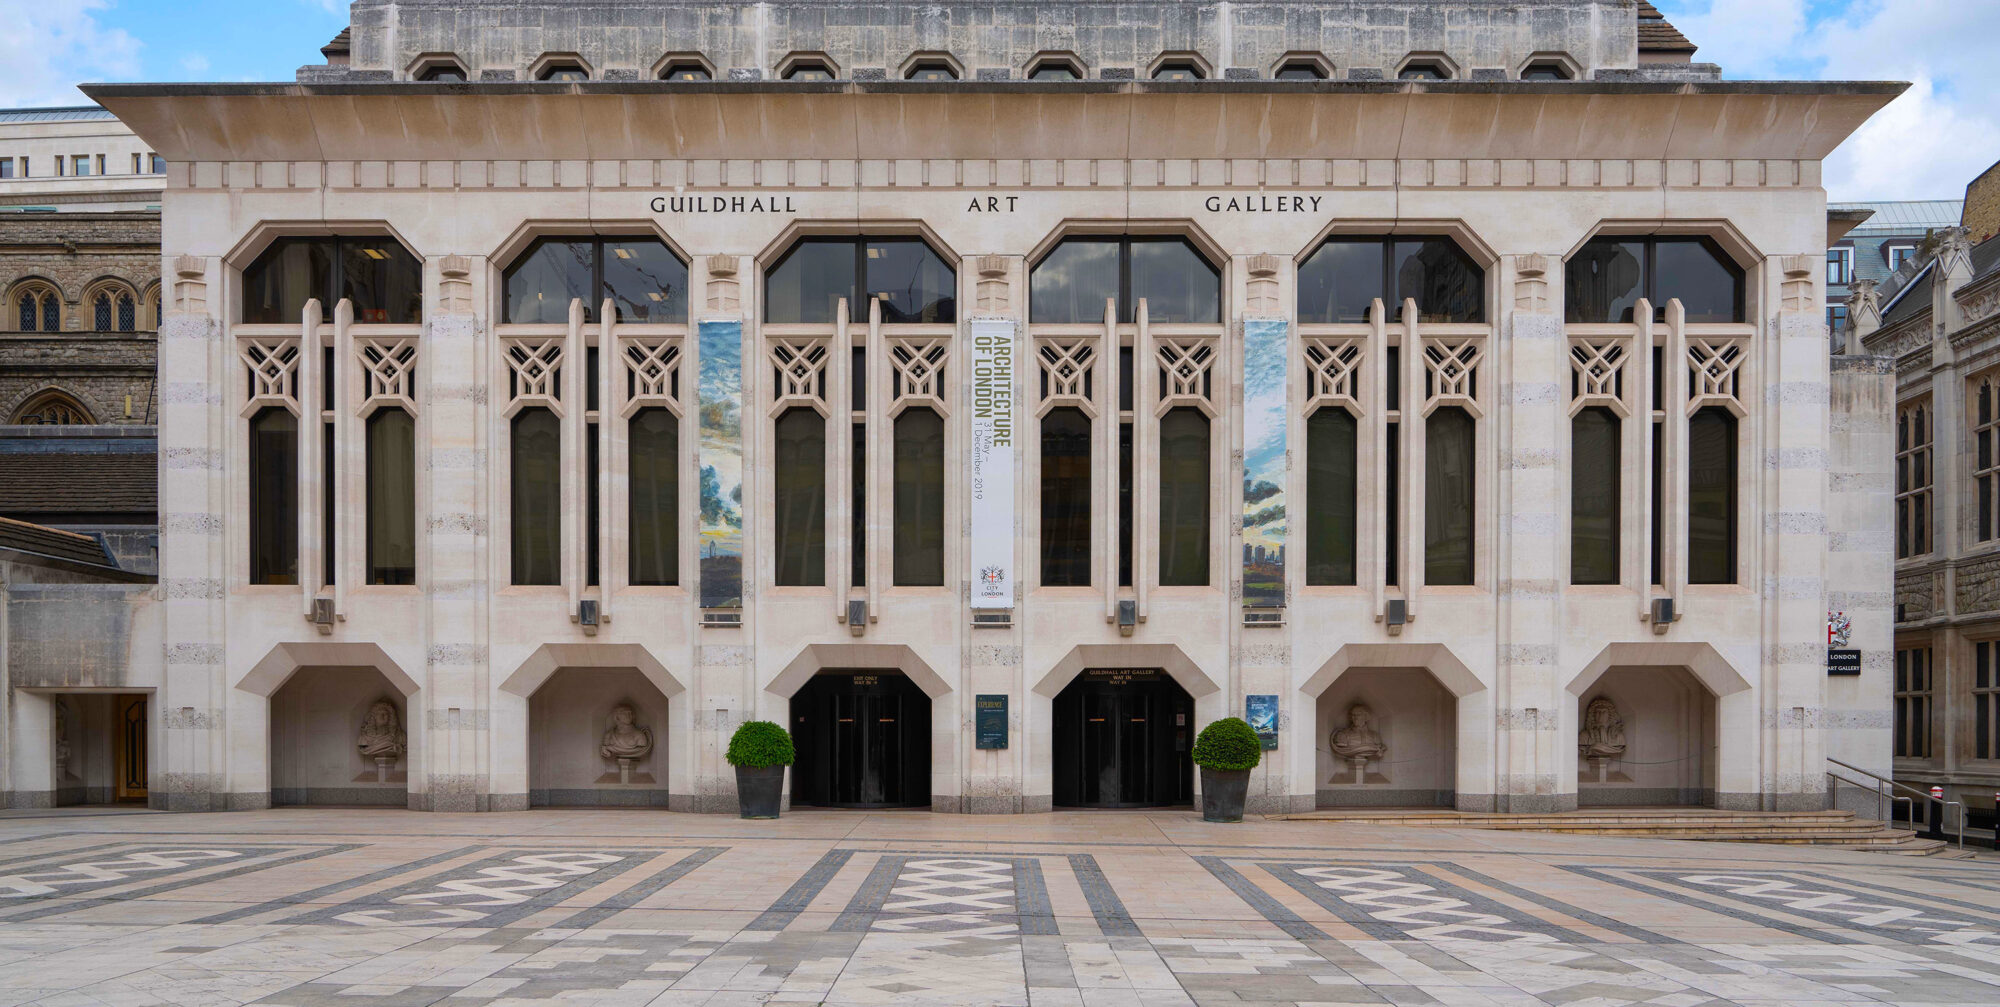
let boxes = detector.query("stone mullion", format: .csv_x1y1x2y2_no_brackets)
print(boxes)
1498,255,1563,812
1757,257,1833,810
423,255,489,811
160,256,230,810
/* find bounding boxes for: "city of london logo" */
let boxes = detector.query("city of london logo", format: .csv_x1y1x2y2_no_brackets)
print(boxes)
978,565,1006,598
1826,610,1851,648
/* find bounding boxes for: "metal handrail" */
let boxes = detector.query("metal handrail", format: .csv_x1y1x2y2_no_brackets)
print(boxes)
1826,767,1914,832
1827,757,1965,848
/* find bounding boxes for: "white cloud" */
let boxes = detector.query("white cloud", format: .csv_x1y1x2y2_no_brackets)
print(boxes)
1662,0,2000,201
180,53,211,76
0,0,141,107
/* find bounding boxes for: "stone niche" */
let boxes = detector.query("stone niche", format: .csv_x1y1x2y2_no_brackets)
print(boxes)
270,666,409,806
527,668,671,807
1576,666,1716,807
1314,667,1455,808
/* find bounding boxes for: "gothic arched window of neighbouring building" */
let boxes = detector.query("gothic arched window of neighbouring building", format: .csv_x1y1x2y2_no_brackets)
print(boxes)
85,280,139,332
241,235,423,324
502,235,689,324
10,388,95,425
12,281,61,332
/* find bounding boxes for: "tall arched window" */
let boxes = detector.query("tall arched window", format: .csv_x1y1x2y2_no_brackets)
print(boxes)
1566,236,1744,323
1570,406,1620,584
1029,236,1219,324
1040,406,1092,586
503,235,688,324
1305,407,1357,585
1159,408,1210,585
774,407,827,586
629,407,680,585
510,408,562,585
764,236,955,324
1298,236,1485,324
242,236,422,323
13,283,61,332
894,408,946,585
366,408,416,584
10,388,94,425
1687,407,1738,584
1424,407,1475,585
93,292,113,331
1896,401,1931,560
248,406,299,585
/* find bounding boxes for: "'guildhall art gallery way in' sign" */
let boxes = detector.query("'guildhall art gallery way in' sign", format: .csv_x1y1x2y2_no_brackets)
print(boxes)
2,0,1906,825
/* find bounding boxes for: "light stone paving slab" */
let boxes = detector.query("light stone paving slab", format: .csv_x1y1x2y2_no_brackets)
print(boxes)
0,808,1990,1006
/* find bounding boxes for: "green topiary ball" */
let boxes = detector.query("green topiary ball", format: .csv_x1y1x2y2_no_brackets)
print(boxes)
726,720,797,768
1190,716,1263,771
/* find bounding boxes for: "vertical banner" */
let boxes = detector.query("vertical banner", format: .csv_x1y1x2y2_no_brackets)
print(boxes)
697,319,744,608
968,318,1017,608
1242,317,1289,608
1246,694,1280,750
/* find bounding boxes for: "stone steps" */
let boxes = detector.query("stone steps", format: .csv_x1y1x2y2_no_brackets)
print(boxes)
1276,808,1977,858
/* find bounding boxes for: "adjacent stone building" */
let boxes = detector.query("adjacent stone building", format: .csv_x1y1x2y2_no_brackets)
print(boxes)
1856,212,2000,837
7,0,1902,816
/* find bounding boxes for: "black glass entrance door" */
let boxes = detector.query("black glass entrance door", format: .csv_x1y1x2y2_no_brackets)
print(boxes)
791,671,932,808
1053,669,1193,807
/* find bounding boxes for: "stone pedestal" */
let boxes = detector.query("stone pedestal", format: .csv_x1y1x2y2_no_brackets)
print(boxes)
617,758,635,785
375,757,393,784
1346,757,1370,785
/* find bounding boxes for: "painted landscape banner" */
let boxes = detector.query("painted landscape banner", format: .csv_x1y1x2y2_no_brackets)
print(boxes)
697,319,744,609
969,318,1016,609
1242,317,1289,608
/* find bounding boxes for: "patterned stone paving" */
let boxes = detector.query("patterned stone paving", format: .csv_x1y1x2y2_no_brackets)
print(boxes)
0,808,1990,1005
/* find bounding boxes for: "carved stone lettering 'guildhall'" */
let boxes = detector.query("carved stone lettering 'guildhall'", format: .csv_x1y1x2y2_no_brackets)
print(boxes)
10,0,1903,815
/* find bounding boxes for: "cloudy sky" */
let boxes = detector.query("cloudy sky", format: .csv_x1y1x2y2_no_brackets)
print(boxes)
2,0,1993,204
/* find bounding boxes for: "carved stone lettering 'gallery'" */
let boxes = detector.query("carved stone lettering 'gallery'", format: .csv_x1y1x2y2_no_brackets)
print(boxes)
1205,195,1324,213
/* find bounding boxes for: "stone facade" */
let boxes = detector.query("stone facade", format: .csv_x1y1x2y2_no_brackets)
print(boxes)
1864,217,2000,832
19,0,1899,816
311,0,1713,83
0,212,160,426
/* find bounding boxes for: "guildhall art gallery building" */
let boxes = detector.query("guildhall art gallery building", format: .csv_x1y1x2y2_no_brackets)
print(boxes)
13,0,1903,814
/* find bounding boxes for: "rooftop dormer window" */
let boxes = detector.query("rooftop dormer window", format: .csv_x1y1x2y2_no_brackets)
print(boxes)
1152,62,1203,81
661,63,710,82
905,61,957,81
1398,61,1449,81
1520,61,1571,81
1276,61,1327,80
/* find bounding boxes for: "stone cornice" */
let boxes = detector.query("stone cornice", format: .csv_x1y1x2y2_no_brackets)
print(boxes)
85,82,1903,165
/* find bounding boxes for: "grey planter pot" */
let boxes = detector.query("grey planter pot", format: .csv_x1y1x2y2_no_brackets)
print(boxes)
735,764,787,819
1199,767,1251,823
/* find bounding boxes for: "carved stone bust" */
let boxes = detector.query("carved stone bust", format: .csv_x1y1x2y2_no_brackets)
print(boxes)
1578,696,1627,759
1329,703,1386,761
357,699,407,759
599,703,653,761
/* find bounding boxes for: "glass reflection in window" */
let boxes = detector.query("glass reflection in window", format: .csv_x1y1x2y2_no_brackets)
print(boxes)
1305,407,1357,584
242,236,422,324
1029,62,1079,80
510,408,562,585
502,236,687,324
763,236,955,325
894,408,946,586
366,408,416,584
1424,406,1474,585
773,407,826,586
1298,236,1484,323
1687,407,1737,583
1570,406,1618,584
629,407,679,585
1159,408,1210,585
1565,237,1743,323
248,406,299,585
1030,236,1219,324
1040,406,1092,586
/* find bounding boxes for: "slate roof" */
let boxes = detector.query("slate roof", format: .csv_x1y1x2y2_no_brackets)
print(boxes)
1880,234,2000,328
1829,200,1963,234
0,451,156,515
1637,1,1697,54
0,515,115,568
0,105,117,124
